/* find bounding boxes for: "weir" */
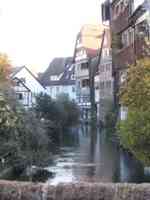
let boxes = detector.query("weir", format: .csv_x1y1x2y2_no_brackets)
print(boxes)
0,181,150,200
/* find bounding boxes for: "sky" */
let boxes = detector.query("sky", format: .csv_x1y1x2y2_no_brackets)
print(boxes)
0,0,102,73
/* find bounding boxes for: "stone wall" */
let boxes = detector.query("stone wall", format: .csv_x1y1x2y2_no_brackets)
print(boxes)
0,181,150,200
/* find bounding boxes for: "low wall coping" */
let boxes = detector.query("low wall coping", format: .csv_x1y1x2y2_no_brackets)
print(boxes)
0,180,150,200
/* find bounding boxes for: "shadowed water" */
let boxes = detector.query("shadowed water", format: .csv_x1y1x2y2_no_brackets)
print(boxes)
46,126,150,185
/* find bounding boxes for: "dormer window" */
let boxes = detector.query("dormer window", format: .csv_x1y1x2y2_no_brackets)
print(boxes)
50,75,59,81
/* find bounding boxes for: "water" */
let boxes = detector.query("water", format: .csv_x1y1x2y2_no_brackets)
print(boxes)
46,126,150,185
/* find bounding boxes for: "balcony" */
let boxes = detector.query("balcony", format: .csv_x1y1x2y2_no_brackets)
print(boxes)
75,62,89,78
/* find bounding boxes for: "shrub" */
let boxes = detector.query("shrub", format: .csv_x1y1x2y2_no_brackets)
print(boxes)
117,109,150,166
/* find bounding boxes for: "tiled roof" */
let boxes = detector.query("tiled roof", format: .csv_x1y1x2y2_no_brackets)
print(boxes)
40,57,75,86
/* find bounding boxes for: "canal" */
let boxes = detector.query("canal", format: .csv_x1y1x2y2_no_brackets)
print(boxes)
46,125,150,185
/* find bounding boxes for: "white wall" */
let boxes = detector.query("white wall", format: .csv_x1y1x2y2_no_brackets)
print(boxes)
14,84,32,107
13,68,47,107
46,85,76,100
14,68,46,95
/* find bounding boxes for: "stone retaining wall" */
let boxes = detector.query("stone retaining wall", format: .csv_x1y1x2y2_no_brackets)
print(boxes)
0,180,150,200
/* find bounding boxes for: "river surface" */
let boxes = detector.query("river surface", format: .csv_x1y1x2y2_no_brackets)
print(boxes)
46,126,150,185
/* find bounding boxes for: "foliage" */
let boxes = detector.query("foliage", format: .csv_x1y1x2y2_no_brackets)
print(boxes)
119,58,150,111
117,109,150,166
0,92,50,169
35,93,80,129
118,58,150,165
56,93,80,127
0,54,50,171
0,53,11,82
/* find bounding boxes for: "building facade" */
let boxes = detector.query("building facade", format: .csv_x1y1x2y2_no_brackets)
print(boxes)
11,66,46,108
73,25,105,120
74,24,113,121
110,0,150,120
40,57,76,100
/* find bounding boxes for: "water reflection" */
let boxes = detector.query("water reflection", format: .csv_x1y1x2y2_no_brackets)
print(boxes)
47,125,149,185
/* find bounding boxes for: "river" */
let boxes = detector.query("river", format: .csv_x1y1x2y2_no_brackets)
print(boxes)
46,125,150,185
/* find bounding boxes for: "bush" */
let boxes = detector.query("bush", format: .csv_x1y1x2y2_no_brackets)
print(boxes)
35,93,80,129
0,92,50,170
56,93,80,127
117,109,150,166
117,58,150,165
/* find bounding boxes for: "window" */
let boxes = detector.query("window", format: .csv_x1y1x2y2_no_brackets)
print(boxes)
122,28,134,47
122,31,128,47
72,86,75,92
50,75,59,81
136,21,150,39
16,81,20,86
100,65,105,72
106,81,111,89
100,82,104,89
16,93,23,100
81,62,88,70
120,71,127,83
77,37,81,45
56,86,59,92
106,64,110,71
82,79,89,87
49,87,52,94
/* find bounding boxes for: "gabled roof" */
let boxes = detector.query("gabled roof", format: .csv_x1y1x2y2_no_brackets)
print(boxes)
10,66,25,77
10,65,45,89
40,57,75,86
12,77,31,92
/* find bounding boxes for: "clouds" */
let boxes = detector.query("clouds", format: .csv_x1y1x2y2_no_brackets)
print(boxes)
0,0,100,72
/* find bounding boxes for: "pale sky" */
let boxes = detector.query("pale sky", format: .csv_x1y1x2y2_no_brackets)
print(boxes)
0,0,103,73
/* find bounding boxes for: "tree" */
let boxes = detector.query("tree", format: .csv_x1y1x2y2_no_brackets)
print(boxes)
119,58,150,111
0,54,11,96
35,93,80,128
0,54,50,172
117,109,150,165
117,57,150,165
56,93,80,127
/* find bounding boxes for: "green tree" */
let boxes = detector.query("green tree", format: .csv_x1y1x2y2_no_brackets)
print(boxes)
0,54,50,173
35,93,80,128
117,57,150,165
117,109,150,165
119,58,150,111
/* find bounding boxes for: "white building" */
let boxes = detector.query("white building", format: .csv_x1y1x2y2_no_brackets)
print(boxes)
40,57,76,100
11,66,46,108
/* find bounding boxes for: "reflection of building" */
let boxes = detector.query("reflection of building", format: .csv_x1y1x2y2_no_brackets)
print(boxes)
11,66,46,108
99,56,113,122
98,27,113,123
110,0,150,120
40,57,76,100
